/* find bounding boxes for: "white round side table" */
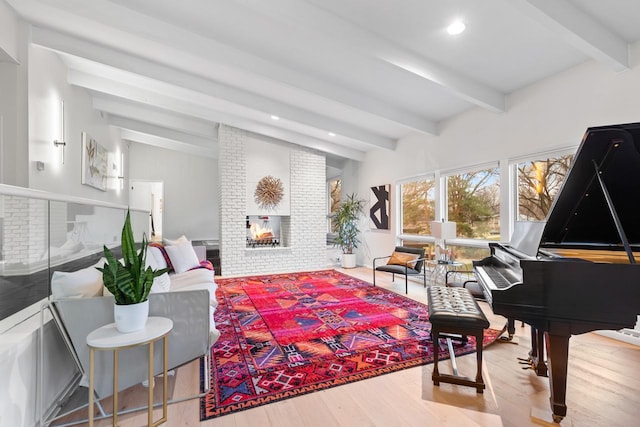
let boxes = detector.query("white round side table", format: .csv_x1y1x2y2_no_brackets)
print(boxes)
86,316,173,427
426,259,465,286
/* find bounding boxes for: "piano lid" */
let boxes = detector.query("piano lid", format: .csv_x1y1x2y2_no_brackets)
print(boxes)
540,123,640,251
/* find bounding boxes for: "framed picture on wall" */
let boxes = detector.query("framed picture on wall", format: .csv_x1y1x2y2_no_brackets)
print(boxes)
81,132,108,191
370,184,390,230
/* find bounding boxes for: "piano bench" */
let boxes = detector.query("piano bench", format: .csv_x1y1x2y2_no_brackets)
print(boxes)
427,286,490,393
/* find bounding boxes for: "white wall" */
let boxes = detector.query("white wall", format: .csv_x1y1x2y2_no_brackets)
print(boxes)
356,47,640,266
128,143,219,241
28,46,128,205
0,26,130,427
0,9,28,187
0,0,18,62
245,135,291,216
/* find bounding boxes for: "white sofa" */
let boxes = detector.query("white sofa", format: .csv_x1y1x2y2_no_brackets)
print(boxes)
48,239,219,399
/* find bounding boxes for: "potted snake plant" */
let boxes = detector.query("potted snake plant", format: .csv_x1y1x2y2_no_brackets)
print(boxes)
97,210,167,333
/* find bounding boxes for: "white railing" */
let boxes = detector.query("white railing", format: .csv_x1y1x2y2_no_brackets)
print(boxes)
0,184,148,332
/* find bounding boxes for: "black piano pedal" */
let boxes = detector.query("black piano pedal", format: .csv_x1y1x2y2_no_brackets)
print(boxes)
517,356,548,376
517,357,536,370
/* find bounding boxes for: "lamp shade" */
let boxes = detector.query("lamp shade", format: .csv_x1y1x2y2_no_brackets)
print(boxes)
431,221,456,240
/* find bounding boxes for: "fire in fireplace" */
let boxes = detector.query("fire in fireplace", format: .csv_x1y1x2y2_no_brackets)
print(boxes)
246,215,281,248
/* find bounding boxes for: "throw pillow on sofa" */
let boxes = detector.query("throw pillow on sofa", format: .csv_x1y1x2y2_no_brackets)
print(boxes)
149,242,173,271
145,246,171,292
51,258,105,299
165,241,200,274
163,235,189,246
146,246,168,270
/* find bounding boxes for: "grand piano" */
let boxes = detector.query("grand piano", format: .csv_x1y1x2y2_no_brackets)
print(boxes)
473,123,640,423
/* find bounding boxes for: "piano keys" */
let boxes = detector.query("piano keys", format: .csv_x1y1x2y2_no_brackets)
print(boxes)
473,122,640,423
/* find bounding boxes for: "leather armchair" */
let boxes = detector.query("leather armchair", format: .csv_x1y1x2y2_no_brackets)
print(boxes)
373,246,427,294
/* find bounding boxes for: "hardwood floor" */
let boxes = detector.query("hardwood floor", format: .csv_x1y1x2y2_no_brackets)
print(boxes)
73,266,640,427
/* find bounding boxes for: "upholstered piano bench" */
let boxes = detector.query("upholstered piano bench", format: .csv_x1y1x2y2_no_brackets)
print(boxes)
427,286,490,393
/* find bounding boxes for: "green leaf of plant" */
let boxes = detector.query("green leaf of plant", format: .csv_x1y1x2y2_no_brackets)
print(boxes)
121,210,139,273
99,209,166,305
332,193,365,254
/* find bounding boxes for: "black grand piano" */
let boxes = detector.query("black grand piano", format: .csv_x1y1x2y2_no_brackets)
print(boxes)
473,123,640,423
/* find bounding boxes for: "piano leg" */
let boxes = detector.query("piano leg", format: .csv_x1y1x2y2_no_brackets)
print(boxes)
544,332,570,423
507,318,515,338
499,318,516,342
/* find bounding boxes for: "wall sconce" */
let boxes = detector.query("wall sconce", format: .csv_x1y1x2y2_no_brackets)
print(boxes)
53,100,66,164
108,150,125,191
118,150,125,190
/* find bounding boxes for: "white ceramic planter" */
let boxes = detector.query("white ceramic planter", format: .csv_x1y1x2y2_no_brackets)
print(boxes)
341,253,357,268
114,300,149,333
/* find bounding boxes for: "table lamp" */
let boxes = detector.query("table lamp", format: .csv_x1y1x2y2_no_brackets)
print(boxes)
431,220,456,261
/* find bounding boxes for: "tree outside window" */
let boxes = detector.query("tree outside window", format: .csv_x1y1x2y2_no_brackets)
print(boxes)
447,167,500,240
517,154,573,221
401,178,435,235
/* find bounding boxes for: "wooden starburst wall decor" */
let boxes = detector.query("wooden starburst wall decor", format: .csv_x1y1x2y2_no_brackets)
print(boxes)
254,175,284,210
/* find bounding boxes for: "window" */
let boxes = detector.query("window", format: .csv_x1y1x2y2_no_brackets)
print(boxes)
327,178,341,233
516,154,574,221
400,177,435,235
446,166,500,240
399,239,435,260
446,244,490,269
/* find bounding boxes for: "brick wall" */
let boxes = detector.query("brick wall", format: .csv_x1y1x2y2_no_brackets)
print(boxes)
1,196,48,266
219,125,327,276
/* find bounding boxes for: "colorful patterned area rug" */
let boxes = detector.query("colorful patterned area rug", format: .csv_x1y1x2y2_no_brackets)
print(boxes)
200,270,502,420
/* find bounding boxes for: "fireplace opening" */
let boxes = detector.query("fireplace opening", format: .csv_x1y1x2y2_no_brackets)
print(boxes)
246,215,281,248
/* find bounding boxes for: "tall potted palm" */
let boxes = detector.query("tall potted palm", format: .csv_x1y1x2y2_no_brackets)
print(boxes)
97,210,167,333
333,193,365,268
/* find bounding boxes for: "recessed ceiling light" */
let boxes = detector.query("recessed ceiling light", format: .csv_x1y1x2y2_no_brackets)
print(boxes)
447,20,466,35
328,132,336,137
271,115,280,120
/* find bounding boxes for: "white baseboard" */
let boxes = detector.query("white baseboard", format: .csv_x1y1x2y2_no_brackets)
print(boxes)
596,329,640,347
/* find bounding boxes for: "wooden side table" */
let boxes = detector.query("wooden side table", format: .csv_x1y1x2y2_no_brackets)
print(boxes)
87,316,173,426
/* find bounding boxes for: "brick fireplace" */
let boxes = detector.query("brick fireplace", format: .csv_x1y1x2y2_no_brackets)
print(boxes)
219,125,326,276
246,215,282,248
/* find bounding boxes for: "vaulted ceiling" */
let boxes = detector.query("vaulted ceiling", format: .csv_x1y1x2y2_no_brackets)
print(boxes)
7,0,640,162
